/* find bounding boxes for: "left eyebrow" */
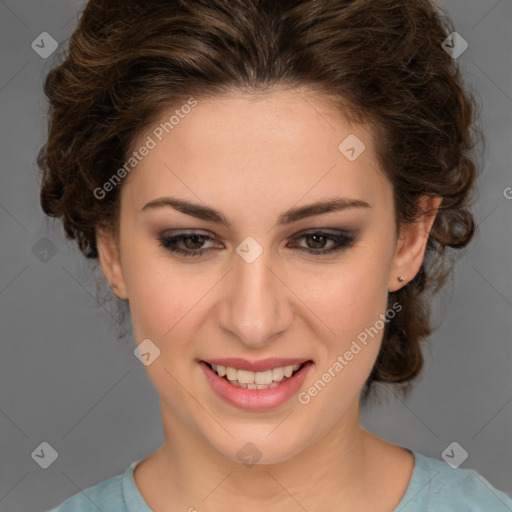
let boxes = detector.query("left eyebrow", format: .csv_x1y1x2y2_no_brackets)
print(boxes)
140,196,371,227
276,197,370,225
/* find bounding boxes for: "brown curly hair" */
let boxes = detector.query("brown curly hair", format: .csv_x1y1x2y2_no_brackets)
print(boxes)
37,0,482,402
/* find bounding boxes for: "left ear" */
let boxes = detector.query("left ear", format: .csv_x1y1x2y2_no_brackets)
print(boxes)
388,195,443,292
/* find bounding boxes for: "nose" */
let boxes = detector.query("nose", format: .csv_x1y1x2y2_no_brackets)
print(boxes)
216,244,294,348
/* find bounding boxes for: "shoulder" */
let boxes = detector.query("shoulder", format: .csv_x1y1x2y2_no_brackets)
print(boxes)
400,450,512,511
42,465,129,512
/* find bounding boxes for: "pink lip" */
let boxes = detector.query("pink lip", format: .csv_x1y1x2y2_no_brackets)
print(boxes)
202,357,309,372
199,360,313,411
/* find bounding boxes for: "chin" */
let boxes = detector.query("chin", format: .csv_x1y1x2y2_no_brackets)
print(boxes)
206,428,310,467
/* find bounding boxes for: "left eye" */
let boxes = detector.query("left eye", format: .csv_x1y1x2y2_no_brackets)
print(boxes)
292,232,354,252
158,230,356,258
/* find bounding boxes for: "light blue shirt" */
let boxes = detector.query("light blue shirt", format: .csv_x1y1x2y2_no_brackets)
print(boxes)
45,449,512,511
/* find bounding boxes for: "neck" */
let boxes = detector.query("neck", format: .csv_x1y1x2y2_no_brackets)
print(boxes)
147,399,377,511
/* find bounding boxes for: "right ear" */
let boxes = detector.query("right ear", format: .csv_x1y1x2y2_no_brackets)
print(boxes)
96,227,128,300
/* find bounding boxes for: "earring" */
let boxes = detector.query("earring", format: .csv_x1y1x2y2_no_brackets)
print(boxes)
109,282,118,290
398,276,406,282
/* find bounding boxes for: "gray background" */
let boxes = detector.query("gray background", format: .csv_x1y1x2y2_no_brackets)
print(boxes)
0,0,511,510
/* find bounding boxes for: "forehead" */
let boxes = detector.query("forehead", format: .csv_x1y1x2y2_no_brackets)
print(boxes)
122,88,391,218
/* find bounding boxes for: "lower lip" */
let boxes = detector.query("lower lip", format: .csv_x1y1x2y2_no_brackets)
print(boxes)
199,361,313,411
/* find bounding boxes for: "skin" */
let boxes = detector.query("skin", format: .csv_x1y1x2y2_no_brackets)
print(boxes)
96,87,442,511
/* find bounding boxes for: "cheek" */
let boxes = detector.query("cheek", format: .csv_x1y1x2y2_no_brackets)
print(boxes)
292,249,394,406
305,279,387,388
295,267,391,416
125,265,201,343
298,254,392,343
122,248,223,358
118,237,188,342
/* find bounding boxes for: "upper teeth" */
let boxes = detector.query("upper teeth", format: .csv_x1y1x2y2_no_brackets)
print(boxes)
212,363,302,384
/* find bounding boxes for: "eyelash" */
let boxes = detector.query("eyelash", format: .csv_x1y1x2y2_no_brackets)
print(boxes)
157,230,356,258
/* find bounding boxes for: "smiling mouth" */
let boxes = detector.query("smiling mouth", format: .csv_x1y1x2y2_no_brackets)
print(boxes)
203,361,309,389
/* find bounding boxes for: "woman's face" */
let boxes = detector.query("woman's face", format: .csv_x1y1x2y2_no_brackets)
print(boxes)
97,88,434,465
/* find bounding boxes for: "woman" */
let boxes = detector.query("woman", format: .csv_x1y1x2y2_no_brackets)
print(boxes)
39,0,512,510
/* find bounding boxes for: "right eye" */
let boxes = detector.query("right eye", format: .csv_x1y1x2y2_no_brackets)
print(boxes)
158,232,219,257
